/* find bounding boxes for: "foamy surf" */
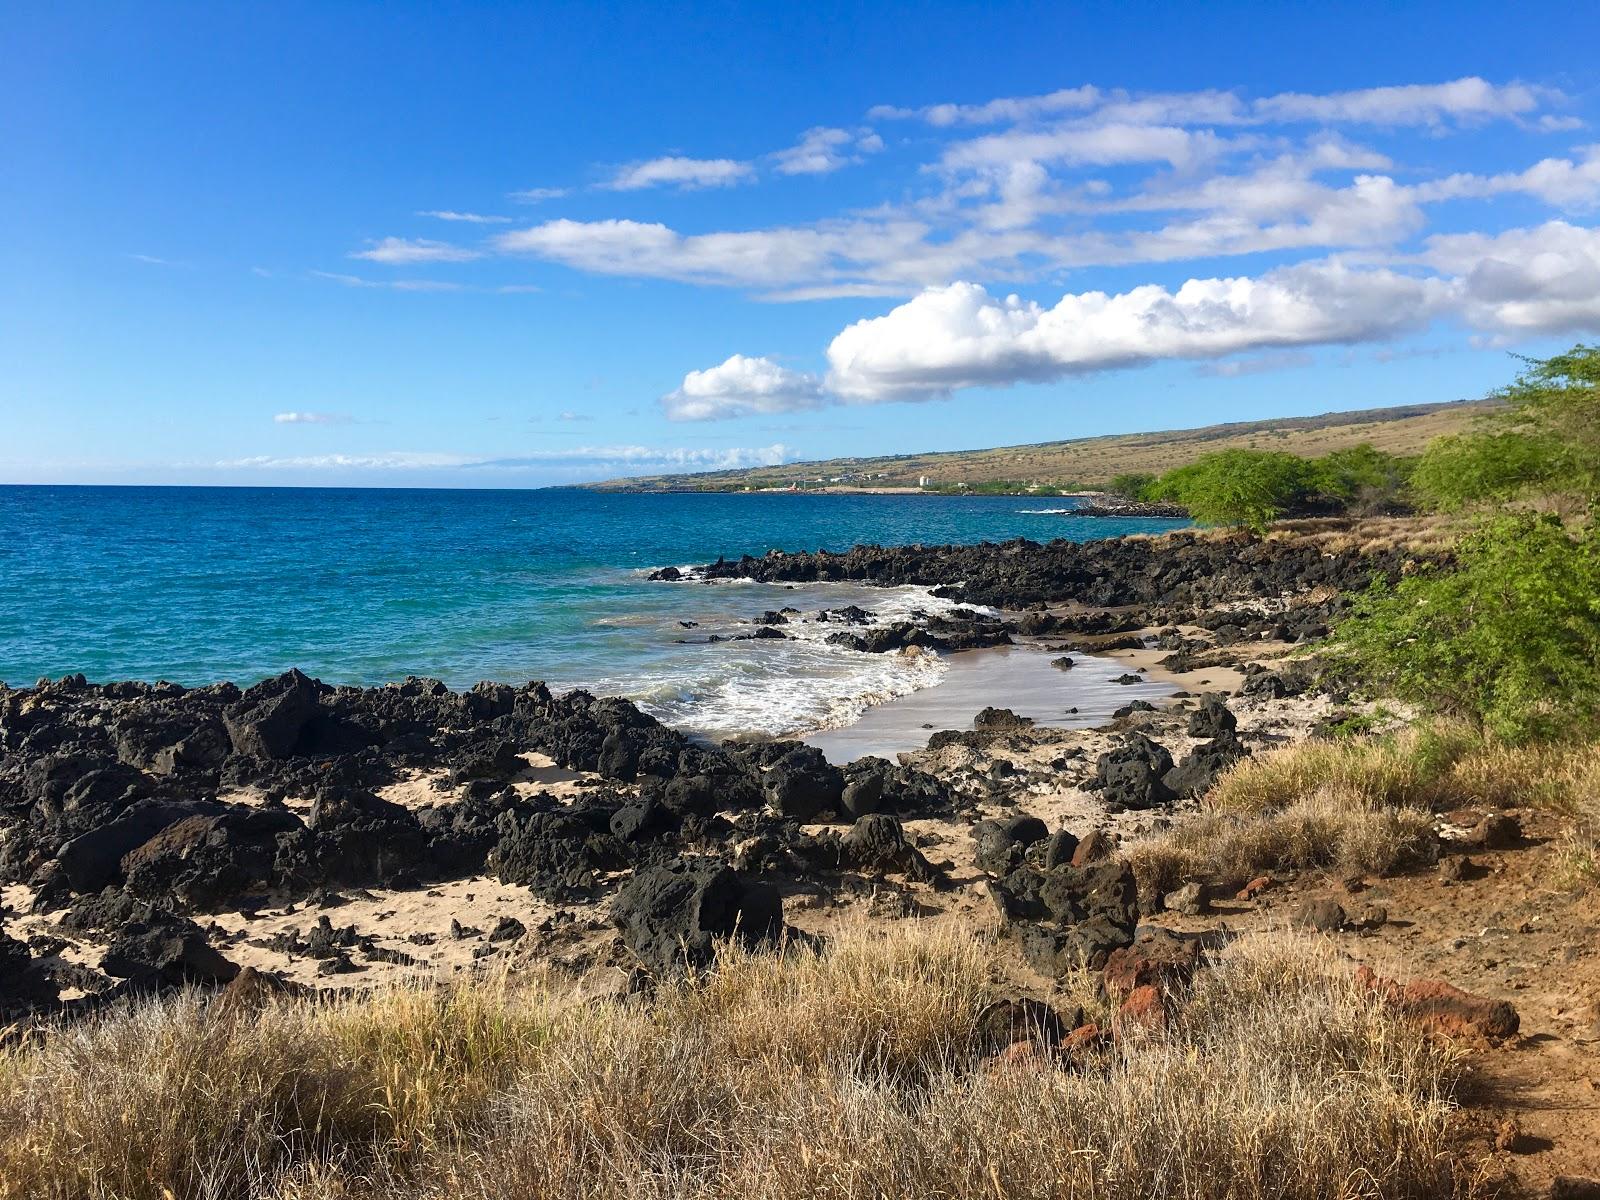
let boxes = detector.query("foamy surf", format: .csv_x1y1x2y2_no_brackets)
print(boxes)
558,580,977,740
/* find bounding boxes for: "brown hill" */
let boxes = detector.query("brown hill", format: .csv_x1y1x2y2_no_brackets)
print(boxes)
594,399,1493,493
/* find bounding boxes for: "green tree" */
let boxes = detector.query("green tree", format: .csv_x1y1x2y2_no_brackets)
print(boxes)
1327,511,1600,742
1106,472,1156,501
1309,444,1415,515
1411,344,1600,509
1147,449,1318,531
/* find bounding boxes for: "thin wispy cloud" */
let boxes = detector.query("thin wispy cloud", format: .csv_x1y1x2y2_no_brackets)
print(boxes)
509,186,570,203
416,210,511,224
340,74,1600,423
273,411,354,425
220,444,790,472
312,270,464,292
350,236,481,264
602,156,756,191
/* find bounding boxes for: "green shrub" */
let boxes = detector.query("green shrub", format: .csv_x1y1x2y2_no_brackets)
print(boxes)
1147,449,1320,531
1107,472,1157,501
1327,511,1600,742
1310,444,1415,514
1411,344,1600,510
1410,431,1564,509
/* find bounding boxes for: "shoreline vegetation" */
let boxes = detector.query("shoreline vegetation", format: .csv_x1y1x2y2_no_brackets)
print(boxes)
3,348,1599,1197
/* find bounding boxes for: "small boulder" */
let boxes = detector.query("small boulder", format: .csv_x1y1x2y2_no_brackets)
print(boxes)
1291,898,1347,932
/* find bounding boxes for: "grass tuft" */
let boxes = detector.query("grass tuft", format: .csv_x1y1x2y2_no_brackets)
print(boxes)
1131,722,1600,896
0,924,1467,1200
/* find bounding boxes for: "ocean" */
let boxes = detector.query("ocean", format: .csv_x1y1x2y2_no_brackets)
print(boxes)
0,486,1187,743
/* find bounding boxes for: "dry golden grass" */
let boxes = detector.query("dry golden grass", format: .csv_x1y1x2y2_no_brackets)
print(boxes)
1130,785,1440,896
1130,723,1600,895
0,922,1468,1200
1551,812,1600,893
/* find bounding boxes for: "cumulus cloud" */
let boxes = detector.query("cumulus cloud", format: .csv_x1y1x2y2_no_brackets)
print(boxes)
273,411,352,425
1413,145,1600,209
824,267,1448,401
350,237,481,264
1423,220,1600,334
668,214,1600,415
662,354,825,421
603,156,755,191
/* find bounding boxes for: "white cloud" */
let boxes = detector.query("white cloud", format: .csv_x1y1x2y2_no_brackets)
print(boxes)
509,186,570,202
417,210,511,224
603,156,755,191
942,123,1232,171
876,78,1549,131
1413,145,1600,209
350,237,481,264
273,411,352,425
824,267,1448,402
354,77,1593,318
870,86,1102,126
220,444,791,473
671,216,1600,415
1255,77,1543,127
662,354,825,421
773,127,880,175
312,270,463,292
474,444,790,469
1423,220,1600,334
221,452,476,470
495,219,846,288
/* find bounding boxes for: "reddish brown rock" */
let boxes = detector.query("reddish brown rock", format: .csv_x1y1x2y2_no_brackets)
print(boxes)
994,1040,1050,1071
1061,1022,1109,1055
1102,932,1199,1003
1355,965,1520,1040
1236,875,1274,900
1113,984,1168,1038
1070,828,1112,867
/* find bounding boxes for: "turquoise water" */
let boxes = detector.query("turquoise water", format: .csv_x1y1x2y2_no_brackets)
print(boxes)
0,486,1185,737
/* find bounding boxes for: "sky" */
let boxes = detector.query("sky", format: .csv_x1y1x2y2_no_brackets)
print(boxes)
5,1,1600,488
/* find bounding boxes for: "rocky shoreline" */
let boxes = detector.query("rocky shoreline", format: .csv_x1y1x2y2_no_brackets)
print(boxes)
0,524,1405,1018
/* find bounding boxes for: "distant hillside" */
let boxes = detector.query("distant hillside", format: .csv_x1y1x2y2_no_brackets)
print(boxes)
592,400,1495,493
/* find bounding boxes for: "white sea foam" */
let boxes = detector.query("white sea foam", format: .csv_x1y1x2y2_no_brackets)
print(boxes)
568,581,975,739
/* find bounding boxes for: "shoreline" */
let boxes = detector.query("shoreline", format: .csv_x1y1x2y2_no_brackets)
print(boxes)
8,517,1597,1195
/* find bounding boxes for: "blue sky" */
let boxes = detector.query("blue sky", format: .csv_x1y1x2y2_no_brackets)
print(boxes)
6,1,1600,487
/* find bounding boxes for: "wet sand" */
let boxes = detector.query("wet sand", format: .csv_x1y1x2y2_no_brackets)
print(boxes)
806,645,1177,762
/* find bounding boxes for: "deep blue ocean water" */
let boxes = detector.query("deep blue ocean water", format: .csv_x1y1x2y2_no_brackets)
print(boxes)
0,486,1185,738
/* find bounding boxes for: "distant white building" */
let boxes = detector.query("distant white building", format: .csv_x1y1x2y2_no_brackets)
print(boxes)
918,475,930,488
